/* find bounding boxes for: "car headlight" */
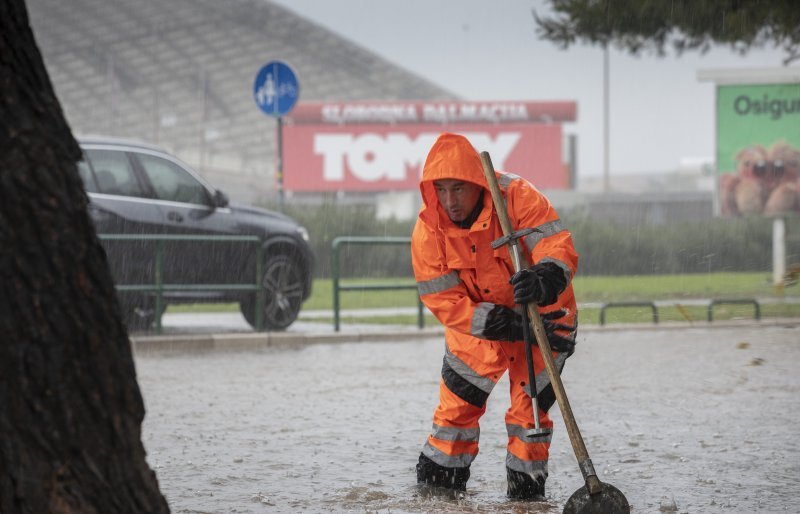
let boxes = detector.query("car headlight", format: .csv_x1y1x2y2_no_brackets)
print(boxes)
297,226,310,242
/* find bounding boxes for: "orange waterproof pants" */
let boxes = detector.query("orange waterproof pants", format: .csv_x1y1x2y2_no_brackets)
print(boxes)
421,328,566,480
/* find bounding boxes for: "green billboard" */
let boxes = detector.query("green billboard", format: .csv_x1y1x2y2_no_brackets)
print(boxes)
717,83,800,217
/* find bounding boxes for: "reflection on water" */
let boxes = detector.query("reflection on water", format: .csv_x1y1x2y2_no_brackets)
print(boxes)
137,325,800,513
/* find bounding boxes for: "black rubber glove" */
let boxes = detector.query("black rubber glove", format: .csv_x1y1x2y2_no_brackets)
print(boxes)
540,309,577,355
509,262,567,306
482,305,524,341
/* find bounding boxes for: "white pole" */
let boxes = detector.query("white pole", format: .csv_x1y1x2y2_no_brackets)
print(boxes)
773,216,786,287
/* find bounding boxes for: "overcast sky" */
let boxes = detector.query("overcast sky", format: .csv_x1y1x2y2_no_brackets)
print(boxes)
270,0,792,180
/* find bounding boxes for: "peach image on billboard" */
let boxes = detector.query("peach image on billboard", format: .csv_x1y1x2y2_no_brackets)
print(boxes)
720,140,800,217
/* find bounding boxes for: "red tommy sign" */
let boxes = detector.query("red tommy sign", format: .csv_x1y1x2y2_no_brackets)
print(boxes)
282,101,576,192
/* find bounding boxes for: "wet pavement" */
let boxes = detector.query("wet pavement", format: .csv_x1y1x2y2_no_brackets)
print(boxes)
136,323,800,513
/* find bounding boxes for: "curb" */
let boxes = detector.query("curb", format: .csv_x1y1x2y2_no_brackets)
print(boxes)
130,318,800,354
132,326,446,354
579,317,800,333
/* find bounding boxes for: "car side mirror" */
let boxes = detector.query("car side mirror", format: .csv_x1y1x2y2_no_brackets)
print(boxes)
213,189,229,208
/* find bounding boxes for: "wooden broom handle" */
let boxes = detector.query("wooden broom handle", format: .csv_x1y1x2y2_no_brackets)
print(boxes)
479,151,601,493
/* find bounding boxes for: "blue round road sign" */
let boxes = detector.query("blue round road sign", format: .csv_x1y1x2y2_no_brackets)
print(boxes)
253,61,299,117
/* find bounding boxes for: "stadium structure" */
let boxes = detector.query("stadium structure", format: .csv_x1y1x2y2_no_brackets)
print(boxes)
26,0,455,204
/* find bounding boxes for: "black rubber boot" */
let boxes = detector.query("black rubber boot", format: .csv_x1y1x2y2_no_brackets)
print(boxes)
416,453,470,491
507,467,546,500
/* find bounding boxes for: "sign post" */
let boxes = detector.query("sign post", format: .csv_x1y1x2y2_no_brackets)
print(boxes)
253,60,299,212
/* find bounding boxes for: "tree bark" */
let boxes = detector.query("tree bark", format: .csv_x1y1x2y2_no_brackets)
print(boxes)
0,1,169,512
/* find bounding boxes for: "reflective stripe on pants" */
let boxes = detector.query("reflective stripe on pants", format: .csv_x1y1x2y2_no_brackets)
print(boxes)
421,328,564,474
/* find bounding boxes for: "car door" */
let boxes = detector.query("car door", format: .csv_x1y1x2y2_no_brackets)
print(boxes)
81,146,165,288
130,150,247,291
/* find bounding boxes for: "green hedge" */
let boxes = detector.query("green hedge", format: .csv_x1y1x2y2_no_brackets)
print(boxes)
568,214,800,276
277,201,800,279
281,202,414,279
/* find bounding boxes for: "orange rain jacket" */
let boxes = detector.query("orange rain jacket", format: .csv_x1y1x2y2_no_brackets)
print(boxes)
412,133,578,344
412,133,579,478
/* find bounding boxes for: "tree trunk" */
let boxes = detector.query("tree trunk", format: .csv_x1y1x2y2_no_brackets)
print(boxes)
0,1,169,512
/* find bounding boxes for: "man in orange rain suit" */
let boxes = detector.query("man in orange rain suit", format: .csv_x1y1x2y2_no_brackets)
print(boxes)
412,133,579,499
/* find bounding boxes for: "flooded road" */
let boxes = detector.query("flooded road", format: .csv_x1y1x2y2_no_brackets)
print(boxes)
137,325,800,513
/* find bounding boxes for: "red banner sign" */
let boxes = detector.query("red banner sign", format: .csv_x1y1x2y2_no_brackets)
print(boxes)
282,101,575,192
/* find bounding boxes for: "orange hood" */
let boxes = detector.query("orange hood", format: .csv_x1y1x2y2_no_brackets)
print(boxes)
419,133,490,227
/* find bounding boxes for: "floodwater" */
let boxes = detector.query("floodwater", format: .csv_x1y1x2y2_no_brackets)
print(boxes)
137,325,800,513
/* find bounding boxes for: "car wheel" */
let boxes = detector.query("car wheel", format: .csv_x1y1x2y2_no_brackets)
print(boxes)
241,254,305,331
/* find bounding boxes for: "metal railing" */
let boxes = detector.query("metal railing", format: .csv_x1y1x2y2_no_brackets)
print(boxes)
598,298,764,325
599,301,659,325
707,298,760,322
99,234,264,333
331,236,424,332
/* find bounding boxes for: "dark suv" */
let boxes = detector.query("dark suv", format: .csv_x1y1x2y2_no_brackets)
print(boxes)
77,136,314,331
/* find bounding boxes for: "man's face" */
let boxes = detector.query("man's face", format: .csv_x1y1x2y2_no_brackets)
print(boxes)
433,179,482,223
